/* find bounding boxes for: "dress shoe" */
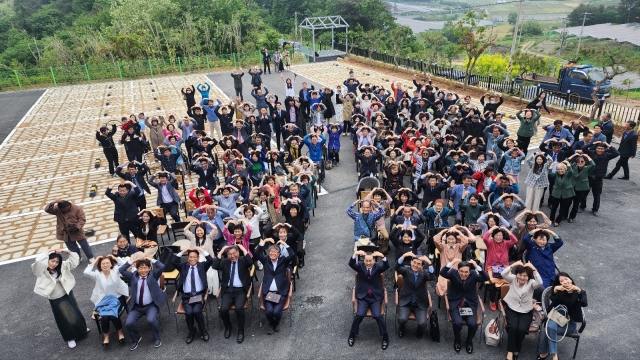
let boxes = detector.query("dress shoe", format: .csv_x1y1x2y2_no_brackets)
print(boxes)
618,176,630,180
454,342,461,353
201,332,209,342
536,354,549,360
348,332,355,347
381,334,389,350
224,327,231,339
466,343,474,354
130,337,140,351
118,337,126,345
274,324,281,332
398,325,405,338
604,174,613,179
153,339,161,348
237,331,244,343
186,331,196,344
567,218,574,223
267,326,274,335
416,326,424,339
592,211,599,217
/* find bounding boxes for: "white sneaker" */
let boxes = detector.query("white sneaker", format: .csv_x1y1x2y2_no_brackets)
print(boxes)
68,340,76,349
257,260,264,271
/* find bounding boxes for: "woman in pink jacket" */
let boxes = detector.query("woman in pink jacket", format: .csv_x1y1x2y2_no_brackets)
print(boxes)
483,225,518,310
222,219,253,257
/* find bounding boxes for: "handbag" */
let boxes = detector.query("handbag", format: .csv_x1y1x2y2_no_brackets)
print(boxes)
158,247,176,273
265,292,281,303
484,317,501,346
429,310,440,342
547,304,570,327
491,262,505,279
546,305,570,342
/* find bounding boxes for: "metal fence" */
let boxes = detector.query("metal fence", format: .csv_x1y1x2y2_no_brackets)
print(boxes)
343,43,639,124
0,51,308,91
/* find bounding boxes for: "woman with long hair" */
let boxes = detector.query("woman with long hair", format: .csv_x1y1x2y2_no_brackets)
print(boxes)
524,152,552,212
135,209,159,258
538,272,588,360
32,248,88,349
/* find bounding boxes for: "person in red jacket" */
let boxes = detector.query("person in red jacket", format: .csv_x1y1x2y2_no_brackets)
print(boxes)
471,166,496,196
189,187,213,208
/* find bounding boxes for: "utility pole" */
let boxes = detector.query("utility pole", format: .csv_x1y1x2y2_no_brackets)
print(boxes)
558,17,568,57
506,0,524,82
575,12,591,60
295,12,298,42
488,23,494,54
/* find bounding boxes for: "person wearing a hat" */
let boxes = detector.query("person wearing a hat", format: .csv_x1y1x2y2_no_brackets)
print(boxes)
463,112,486,138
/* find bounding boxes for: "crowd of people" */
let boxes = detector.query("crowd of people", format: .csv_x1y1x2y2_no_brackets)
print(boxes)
33,64,634,358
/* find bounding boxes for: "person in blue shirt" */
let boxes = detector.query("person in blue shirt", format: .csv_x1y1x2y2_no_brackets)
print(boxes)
522,228,563,301
483,124,509,160
200,98,222,139
327,123,343,166
488,174,519,203
448,175,476,221
422,199,455,232
212,184,241,219
303,133,327,182
541,120,574,145
192,204,231,250
346,199,385,243
196,83,210,100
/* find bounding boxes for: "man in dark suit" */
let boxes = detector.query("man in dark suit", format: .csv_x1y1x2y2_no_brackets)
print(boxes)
105,180,141,240
390,205,426,228
254,238,296,334
148,172,181,222
606,121,638,180
211,244,253,343
599,112,615,144
395,252,433,338
190,157,218,190
348,250,390,350
172,247,214,344
119,257,166,350
440,259,489,354
272,102,288,149
116,161,150,210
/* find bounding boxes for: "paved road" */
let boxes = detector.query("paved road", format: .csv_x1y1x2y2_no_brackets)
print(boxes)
1,70,639,358
0,89,45,143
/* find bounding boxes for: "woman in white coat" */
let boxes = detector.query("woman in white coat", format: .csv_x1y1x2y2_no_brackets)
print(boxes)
184,220,219,294
84,255,129,346
32,248,88,349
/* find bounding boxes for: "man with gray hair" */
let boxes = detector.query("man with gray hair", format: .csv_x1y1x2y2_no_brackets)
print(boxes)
599,112,614,144
253,237,295,334
346,199,385,243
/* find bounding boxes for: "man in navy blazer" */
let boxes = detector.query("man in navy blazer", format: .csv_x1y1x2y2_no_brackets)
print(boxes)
190,157,218,190
115,161,151,210
254,238,296,334
172,247,214,344
440,259,489,354
395,252,433,338
119,257,166,350
606,120,638,180
348,250,390,350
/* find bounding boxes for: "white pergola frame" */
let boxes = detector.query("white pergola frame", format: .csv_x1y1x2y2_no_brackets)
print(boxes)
299,16,349,62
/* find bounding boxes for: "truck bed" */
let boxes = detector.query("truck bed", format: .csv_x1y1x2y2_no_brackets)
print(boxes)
523,74,558,85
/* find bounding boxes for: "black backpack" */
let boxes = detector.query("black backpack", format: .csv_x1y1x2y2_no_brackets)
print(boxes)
430,310,440,342
158,247,175,273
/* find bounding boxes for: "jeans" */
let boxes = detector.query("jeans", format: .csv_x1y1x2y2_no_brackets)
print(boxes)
539,320,577,355
126,304,160,341
350,297,387,336
65,237,94,260
264,294,286,327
